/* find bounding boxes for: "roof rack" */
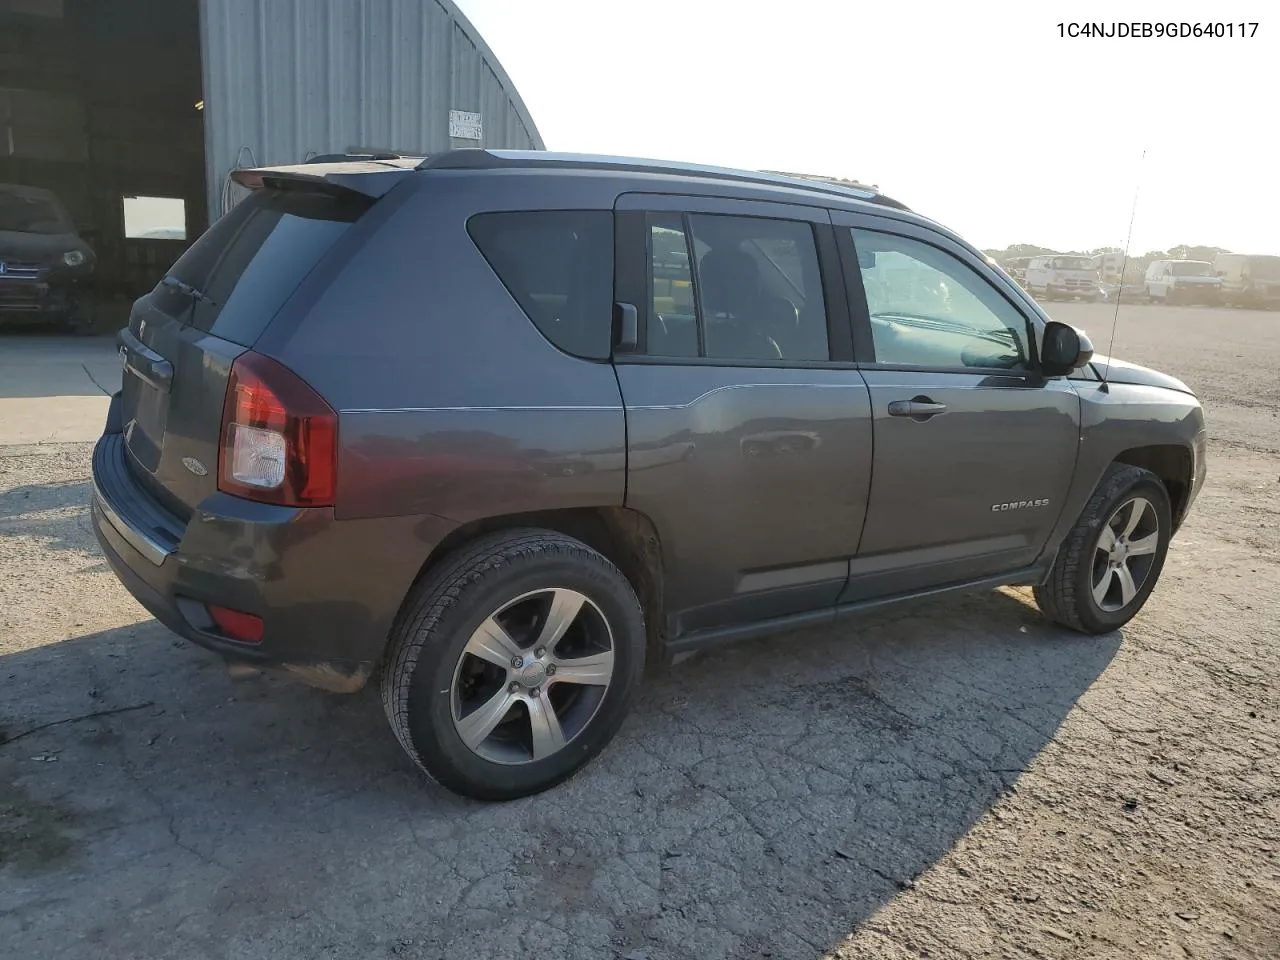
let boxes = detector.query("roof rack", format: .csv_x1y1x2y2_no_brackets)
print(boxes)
762,170,880,193
418,149,910,211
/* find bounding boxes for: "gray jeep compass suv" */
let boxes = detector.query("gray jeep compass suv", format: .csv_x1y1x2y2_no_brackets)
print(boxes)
92,150,1207,800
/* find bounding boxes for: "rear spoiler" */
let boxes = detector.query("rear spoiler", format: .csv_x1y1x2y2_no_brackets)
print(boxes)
230,159,419,199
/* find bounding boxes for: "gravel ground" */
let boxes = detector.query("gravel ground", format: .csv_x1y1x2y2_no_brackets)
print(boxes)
1,304,1277,960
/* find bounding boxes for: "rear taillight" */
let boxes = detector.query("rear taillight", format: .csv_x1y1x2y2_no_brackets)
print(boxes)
218,352,336,507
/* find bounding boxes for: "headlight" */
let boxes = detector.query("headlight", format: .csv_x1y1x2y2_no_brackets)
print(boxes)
62,250,86,267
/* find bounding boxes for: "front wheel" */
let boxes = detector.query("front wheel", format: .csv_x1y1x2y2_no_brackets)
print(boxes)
381,529,646,800
1034,465,1172,634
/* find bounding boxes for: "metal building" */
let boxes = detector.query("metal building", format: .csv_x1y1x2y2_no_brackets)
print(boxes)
0,0,542,327
201,0,543,219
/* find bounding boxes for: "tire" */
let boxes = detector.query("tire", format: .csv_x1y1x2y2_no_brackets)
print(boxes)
381,529,646,800
1034,465,1172,635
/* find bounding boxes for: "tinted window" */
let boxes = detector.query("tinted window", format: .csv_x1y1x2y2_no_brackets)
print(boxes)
852,229,1031,370
155,188,366,346
468,211,614,360
691,215,828,362
642,213,829,362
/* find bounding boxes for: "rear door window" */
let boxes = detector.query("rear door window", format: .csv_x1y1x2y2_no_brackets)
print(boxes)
153,188,366,346
467,211,614,360
642,213,830,362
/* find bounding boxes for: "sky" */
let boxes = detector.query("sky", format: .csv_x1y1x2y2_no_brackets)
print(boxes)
455,0,1277,255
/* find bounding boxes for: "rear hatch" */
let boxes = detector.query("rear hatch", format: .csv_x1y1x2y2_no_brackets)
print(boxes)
117,173,386,518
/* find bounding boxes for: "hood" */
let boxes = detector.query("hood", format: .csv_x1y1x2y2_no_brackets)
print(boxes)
1088,355,1195,395
0,229,93,265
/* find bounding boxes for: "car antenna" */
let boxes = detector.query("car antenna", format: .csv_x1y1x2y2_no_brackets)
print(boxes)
1103,149,1145,389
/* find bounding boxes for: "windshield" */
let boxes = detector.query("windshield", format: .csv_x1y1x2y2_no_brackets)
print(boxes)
1247,256,1280,279
1170,261,1213,277
1048,257,1094,271
0,190,70,234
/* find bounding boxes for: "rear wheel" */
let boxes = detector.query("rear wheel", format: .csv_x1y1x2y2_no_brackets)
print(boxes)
1034,465,1172,634
382,529,645,800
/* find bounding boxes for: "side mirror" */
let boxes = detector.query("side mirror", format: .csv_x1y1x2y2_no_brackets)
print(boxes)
1040,320,1094,376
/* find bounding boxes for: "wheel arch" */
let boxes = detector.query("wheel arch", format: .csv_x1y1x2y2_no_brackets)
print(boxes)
395,506,666,666
1111,444,1194,527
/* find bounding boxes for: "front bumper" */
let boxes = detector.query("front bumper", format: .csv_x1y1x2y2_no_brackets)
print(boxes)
1047,285,1099,299
1184,430,1208,524
90,423,450,691
1169,285,1222,304
0,277,76,315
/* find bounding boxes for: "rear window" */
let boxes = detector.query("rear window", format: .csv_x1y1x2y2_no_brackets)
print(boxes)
467,211,614,360
153,188,366,346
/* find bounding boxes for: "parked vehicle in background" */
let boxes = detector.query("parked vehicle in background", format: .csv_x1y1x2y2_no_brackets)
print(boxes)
1024,255,1101,301
1093,252,1126,286
91,149,1207,800
1144,259,1223,305
0,183,95,330
1002,256,1033,287
1214,253,1280,309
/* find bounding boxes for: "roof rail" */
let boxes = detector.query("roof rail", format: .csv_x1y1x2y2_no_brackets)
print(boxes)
762,170,880,193
418,149,910,211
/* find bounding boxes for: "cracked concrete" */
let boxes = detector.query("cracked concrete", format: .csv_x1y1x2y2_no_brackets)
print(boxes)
1,304,1278,959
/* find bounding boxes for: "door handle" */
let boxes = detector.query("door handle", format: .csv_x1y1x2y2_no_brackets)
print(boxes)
888,396,948,421
613,302,639,352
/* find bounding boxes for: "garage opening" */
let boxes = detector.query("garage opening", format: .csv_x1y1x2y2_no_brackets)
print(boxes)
0,0,206,332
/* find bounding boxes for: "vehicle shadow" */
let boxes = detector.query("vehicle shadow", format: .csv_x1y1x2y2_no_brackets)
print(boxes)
0,480,101,563
0,589,1122,960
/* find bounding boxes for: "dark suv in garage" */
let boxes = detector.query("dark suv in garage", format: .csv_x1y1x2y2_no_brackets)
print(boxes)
92,150,1207,800
0,182,95,329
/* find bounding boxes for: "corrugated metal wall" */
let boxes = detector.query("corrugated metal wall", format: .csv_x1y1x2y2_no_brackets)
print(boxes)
199,0,544,217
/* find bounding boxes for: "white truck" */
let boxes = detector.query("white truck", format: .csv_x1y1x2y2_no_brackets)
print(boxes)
1024,255,1102,302
1143,260,1224,305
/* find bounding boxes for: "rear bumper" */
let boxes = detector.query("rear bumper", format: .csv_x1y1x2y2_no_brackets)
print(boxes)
91,424,452,691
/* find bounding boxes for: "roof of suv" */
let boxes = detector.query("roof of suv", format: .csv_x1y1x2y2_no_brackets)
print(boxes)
417,149,912,211
235,149,911,212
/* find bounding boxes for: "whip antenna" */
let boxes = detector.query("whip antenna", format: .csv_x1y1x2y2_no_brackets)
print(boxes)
1104,149,1145,384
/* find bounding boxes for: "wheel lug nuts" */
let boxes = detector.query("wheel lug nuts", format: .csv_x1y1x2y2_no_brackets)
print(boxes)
510,656,522,668
508,681,519,694
530,687,541,698
546,664,556,676
535,647,545,658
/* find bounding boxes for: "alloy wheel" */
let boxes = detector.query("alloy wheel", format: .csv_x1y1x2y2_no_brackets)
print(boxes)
449,588,615,764
1091,496,1160,613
